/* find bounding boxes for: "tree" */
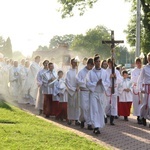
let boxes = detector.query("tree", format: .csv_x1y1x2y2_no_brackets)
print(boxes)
36,45,49,51
71,25,111,59
124,0,150,54
58,0,98,18
0,36,5,53
49,34,75,49
3,37,13,58
13,51,25,60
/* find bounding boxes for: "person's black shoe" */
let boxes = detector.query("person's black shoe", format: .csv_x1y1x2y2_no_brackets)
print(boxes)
75,120,81,126
105,117,107,124
39,109,43,115
93,128,100,134
115,116,118,119
137,116,142,124
110,116,115,125
142,118,147,126
87,125,93,130
80,121,84,128
124,116,128,121
67,120,72,125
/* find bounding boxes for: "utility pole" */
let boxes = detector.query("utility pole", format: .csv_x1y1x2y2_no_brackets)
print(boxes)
135,0,141,57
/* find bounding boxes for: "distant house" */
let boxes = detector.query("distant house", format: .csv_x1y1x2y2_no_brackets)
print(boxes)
32,43,73,64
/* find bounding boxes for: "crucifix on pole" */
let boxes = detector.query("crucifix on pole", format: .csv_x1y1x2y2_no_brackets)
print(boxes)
102,30,124,94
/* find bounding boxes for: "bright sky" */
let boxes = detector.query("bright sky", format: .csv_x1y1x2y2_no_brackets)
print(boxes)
0,0,131,57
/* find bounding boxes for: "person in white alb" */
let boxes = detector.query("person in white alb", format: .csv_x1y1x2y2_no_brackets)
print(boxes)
138,52,150,126
105,58,123,125
86,56,110,134
35,60,49,115
65,58,80,125
118,70,133,121
76,58,94,130
131,57,143,124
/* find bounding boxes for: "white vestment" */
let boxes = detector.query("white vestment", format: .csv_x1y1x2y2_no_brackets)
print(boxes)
131,67,142,116
42,70,57,95
53,78,68,102
24,61,41,105
76,67,91,124
138,64,150,119
35,69,48,110
105,68,123,116
118,78,133,102
86,67,110,128
65,68,80,120
9,66,20,101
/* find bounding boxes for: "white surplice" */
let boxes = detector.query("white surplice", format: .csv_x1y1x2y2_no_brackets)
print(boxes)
131,67,142,116
35,69,49,110
86,67,110,128
65,68,79,120
76,67,91,124
138,64,150,119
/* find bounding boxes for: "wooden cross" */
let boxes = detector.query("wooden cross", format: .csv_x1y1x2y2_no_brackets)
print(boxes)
102,30,124,94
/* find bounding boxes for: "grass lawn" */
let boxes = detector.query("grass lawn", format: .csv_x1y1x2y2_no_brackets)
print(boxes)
0,100,108,150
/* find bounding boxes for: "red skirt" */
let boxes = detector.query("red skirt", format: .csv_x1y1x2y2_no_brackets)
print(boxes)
51,101,60,116
43,94,53,117
118,102,132,116
55,102,67,120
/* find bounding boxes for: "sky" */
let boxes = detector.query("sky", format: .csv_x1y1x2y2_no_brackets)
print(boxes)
0,0,132,57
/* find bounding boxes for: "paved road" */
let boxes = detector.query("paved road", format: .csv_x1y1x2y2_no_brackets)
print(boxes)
9,102,150,150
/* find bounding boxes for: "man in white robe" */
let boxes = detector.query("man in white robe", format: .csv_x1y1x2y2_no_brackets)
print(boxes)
9,61,21,101
138,52,150,126
24,56,41,105
35,60,49,114
65,58,80,125
105,58,123,125
86,56,110,134
76,58,94,130
78,57,88,71
131,57,143,124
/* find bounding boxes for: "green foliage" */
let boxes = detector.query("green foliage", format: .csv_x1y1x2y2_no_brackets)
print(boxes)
124,0,150,54
36,45,49,51
13,51,25,60
57,0,98,18
71,25,112,59
49,34,75,49
3,37,13,58
0,101,107,150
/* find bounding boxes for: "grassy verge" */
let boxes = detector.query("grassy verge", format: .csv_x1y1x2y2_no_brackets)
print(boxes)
0,100,108,150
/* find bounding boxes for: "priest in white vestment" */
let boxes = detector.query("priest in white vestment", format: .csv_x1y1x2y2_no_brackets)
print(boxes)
24,56,41,105
131,57,143,124
65,58,80,125
76,58,94,130
138,53,150,126
86,56,110,134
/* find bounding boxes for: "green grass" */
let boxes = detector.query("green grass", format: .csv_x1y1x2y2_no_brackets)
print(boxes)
0,100,108,150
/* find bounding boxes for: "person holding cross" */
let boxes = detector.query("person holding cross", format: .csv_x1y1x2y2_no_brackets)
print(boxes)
105,58,123,125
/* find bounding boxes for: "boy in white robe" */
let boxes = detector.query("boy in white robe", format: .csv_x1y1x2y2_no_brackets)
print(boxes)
65,58,80,125
86,56,110,134
54,70,68,120
118,70,133,121
138,52,150,126
105,58,123,125
76,58,94,130
131,57,143,124
42,62,57,117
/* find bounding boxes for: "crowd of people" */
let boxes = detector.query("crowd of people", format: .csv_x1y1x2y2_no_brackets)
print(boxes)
0,52,150,135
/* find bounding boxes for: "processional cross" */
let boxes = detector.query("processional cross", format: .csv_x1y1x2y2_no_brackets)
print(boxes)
102,30,124,94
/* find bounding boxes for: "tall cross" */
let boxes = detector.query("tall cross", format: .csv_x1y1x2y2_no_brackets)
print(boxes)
102,30,124,94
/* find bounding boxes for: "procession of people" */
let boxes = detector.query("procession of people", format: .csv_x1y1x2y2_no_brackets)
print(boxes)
0,52,150,135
